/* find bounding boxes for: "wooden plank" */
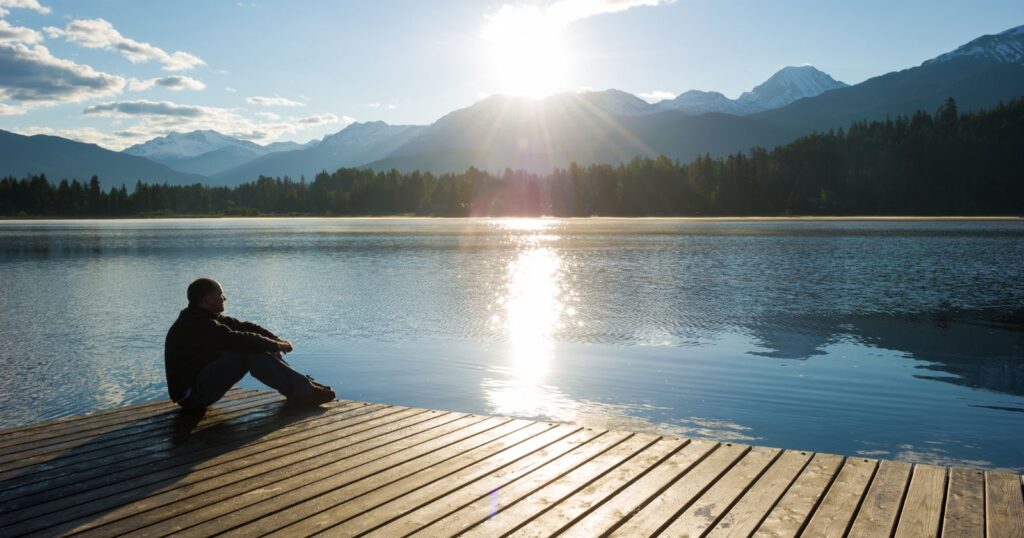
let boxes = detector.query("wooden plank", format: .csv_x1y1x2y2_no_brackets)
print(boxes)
81,413,500,538
706,450,813,538
7,408,463,536
660,445,781,536
0,394,292,485
801,457,877,538
464,434,661,538
0,399,364,496
0,402,383,515
250,423,580,537
942,467,984,538
894,464,947,538
184,420,555,538
609,443,749,537
0,388,261,452
986,471,1024,538
0,388,255,440
395,431,635,537
506,437,687,538
0,404,414,531
849,459,913,538
754,453,844,537
0,392,285,472
558,439,717,538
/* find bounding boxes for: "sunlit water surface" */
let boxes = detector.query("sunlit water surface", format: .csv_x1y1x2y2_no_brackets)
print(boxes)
0,218,1022,470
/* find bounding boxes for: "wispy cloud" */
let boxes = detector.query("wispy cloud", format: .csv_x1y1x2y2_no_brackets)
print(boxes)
297,113,350,125
224,86,237,93
246,95,305,107
74,98,349,149
546,0,673,22
368,102,397,110
0,0,50,17
0,101,23,114
0,43,125,104
84,100,205,118
637,90,675,102
0,19,43,43
44,18,205,71
488,0,673,28
128,75,206,92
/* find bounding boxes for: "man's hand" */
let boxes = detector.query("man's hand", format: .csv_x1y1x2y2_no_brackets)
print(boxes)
277,339,294,353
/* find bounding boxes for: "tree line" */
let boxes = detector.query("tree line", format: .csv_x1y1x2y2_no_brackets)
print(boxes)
2,97,1022,217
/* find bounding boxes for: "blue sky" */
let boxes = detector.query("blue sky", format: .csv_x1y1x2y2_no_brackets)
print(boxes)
0,0,1021,150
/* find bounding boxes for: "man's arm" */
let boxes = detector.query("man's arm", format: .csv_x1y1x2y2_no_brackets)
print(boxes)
200,318,285,353
218,315,280,341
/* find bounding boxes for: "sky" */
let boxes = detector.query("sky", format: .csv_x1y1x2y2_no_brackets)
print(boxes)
0,0,1021,150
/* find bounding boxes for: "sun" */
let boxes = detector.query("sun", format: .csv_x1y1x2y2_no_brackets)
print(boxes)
482,6,570,98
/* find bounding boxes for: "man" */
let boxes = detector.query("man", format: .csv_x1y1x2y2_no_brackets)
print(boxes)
165,277,335,410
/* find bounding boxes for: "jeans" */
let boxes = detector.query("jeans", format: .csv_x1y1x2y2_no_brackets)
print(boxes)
178,351,314,411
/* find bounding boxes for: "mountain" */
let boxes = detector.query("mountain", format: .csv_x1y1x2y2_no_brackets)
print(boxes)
656,90,760,115
211,121,426,185
365,22,1024,176
0,130,204,189
755,25,1024,133
656,66,847,115
365,92,795,174
123,130,261,162
737,65,848,110
123,130,316,177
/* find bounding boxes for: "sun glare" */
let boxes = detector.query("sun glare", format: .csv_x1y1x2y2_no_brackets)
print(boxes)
482,6,570,98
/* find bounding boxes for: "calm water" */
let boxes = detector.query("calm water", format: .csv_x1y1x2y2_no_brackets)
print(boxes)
0,218,1022,470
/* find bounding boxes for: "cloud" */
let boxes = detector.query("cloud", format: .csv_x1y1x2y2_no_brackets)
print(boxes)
128,75,206,92
637,90,675,102
224,86,237,93
0,101,23,114
487,0,672,30
45,18,205,71
246,95,305,107
84,99,205,118
0,0,50,16
0,19,43,43
546,0,673,22
367,102,397,110
73,98,352,149
296,113,349,125
0,42,125,104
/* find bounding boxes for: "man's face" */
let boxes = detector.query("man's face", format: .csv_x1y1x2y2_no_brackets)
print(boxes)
203,284,227,314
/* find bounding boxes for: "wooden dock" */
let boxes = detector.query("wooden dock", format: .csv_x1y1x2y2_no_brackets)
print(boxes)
0,389,1021,537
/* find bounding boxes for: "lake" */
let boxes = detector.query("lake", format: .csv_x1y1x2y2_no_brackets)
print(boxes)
0,218,1022,471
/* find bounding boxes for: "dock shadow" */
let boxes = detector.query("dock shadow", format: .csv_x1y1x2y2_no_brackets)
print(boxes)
0,394,329,536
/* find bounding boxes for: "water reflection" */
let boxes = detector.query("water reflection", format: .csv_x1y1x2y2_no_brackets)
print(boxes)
485,220,569,416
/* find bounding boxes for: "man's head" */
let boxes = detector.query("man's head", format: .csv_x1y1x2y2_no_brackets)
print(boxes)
187,277,226,314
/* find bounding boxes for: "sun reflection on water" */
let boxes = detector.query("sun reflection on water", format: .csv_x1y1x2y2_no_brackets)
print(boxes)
484,219,588,421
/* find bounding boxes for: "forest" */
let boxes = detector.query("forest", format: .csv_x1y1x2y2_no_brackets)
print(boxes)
2,98,1021,217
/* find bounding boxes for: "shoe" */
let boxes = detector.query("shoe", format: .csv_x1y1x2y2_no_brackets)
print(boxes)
288,377,336,407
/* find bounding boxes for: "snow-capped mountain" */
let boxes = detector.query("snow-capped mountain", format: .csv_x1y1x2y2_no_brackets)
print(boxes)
924,24,1024,66
737,65,848,111
656,66,846,115
656,90,761,115
123,130,262,161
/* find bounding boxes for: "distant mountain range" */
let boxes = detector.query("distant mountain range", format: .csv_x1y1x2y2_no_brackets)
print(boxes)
123,130,315,176
2,24,1022,188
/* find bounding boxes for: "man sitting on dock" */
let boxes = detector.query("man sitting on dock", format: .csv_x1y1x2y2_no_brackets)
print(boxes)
165,277,335,410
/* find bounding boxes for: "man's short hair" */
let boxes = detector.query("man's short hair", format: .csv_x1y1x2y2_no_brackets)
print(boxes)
187,278,220,306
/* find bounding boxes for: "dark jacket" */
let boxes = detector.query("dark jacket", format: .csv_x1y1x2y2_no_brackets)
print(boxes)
164,306,282,401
